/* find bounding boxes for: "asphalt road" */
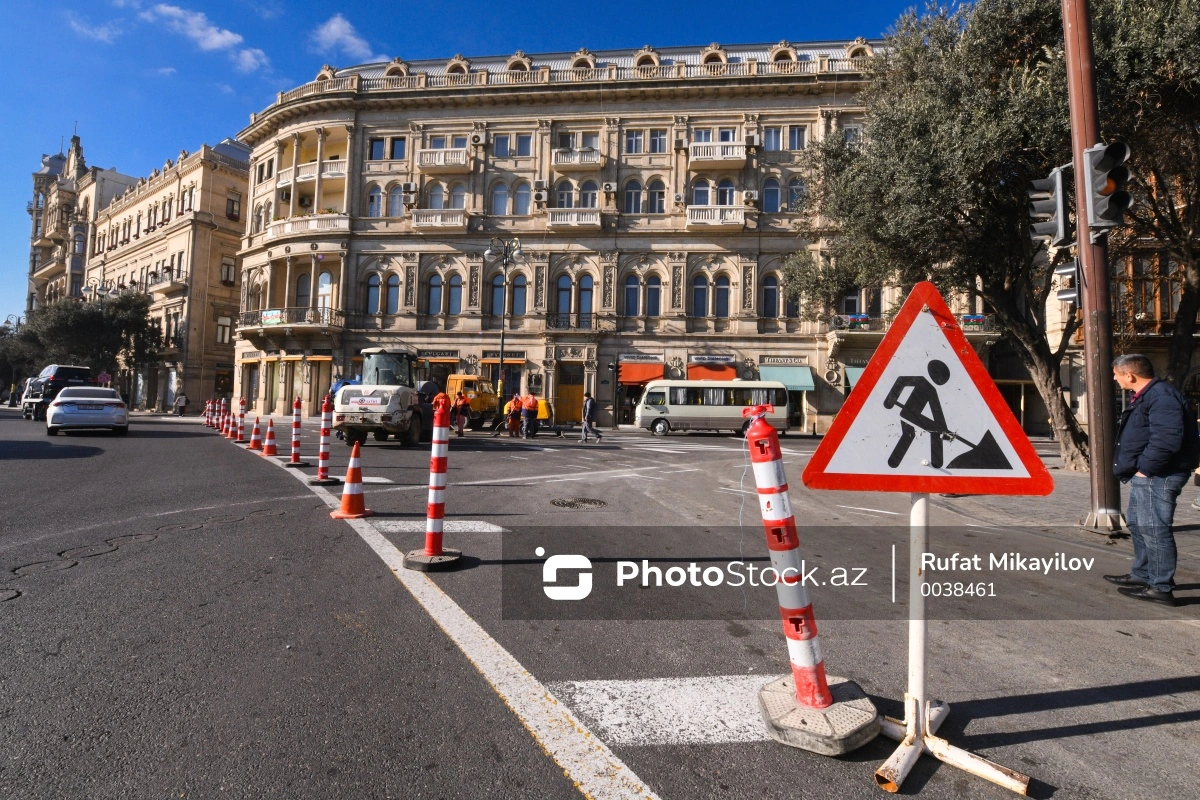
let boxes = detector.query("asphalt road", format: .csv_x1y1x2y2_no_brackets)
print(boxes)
2,408,1198,799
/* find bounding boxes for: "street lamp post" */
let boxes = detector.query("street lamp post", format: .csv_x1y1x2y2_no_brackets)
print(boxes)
4,314,24,406
483,237,524,407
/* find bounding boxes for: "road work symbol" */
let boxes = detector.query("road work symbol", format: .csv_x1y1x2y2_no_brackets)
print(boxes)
881,360,1011,471
802,282,1053,495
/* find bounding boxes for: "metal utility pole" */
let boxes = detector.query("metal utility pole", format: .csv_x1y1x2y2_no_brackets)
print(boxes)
1061,0,1124,532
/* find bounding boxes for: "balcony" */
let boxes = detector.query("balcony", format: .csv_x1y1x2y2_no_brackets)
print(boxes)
159,333,185,354
281,159,347,183
264,214,350,240
828,313,998,333
688,142,747,168
412,209,467,230
417,148,471,173
546,312,595,330
551,148,603,170
238,307,345,332
546,209,602,229
147,272,188,297
686,206,745,230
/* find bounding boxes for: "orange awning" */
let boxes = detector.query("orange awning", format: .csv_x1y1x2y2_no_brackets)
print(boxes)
688,364,738,380
619,363,664,384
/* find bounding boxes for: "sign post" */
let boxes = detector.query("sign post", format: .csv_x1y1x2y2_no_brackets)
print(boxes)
803,282,1052,795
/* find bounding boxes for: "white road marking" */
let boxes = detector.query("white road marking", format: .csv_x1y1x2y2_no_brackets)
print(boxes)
374,520,506,534
716,487,756,496
508,455,530,460
550,675,774,746
272,461,661,800
361,476,395,484
661,468,702,475
836,505,901,516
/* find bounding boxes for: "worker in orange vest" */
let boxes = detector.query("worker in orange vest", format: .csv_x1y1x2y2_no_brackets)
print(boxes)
521,392,539,439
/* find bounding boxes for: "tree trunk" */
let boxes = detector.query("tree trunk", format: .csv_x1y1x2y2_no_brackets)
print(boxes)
1165,260,1200,387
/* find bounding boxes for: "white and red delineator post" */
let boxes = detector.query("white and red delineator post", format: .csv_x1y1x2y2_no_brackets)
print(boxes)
744,404,880,756
403,394,463,571
285,396,311,467
235,397,247,443
310,395,341,485
204,399,212,428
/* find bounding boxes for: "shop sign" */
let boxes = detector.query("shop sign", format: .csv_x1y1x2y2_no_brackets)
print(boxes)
419,350,460,359
483,350,525,359
618,353,665,363
760,355,808,365
688,354,736,364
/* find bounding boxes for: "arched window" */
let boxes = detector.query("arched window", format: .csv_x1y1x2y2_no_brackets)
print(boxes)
296,273,311,308
692,180,710,206
579,275,594,321
428,184,445,210
447,274,463,315
513,183,531,216
318,271,333,309
716,179,735,206
762,275,779,317
714,275,730,318
512,275,527,315
624,181,642,214
367,186,383,217
449,184,467,210
366,274,381,314
556,274,572,313
788,178,807,211
579,181,598,209
73,233,85,255
762,179,781,213
386,273,400,314
646,275,662,317
624,275,639,316
388,187,405,217
556,180,574,209
647,180,666,214
491,274,505,315
490,183,509,215
692,276,708,316
427,274,443,314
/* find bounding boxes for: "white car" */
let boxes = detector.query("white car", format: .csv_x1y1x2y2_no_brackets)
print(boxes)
46,387,129,436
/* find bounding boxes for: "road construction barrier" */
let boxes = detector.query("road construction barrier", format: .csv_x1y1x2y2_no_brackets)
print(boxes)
310,395,340,486
743,404,879,756
236,398,247,443
226,402,239,440
219,399,228,434
285,397,310,468
222,406,231,438
247,416,263,451
403,394,463,571
260,418,278,457
204,399,213,428
330,441,373,519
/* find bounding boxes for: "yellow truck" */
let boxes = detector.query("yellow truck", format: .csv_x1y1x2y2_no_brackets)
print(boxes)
443,374,499,429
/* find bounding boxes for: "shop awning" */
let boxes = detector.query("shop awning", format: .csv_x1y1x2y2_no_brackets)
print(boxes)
845,367,866,388
688,364,738,380
480,357,526,364
619,363,664,384
759,365,816,391
423,357,460,364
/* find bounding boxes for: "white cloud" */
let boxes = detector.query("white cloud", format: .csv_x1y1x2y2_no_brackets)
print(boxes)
156,66,177,76
140,4,271,73
66,12,123,43
309,14,387,63
216,83,236,95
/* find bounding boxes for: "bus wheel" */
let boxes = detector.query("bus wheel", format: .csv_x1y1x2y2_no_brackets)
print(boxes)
651,419,670,436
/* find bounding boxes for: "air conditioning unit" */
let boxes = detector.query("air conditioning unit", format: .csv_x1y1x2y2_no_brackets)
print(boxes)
533,180,547,192
532,191,548,204
470,132,486,146
298,196,312,207
403,192,418,206
280,190,291,201
743,190,759,202
601,182,617,193
673,193,686,204
401,181,419,193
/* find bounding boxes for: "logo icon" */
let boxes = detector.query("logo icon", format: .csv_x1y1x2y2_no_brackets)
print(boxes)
538,547,593,601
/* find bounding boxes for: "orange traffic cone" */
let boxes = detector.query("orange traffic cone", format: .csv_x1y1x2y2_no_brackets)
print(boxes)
247,417,263,451
260,419,278,456
330,442,374,519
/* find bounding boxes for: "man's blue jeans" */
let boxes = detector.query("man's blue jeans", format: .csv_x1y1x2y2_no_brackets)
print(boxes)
1126,472,1189,593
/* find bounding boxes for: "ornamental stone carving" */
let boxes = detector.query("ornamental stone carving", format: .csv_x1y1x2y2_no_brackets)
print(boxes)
535,265,546,309
672,266,683,308
469,264,480,307
742,266,754,309
603,266,614,308
405,266,416,306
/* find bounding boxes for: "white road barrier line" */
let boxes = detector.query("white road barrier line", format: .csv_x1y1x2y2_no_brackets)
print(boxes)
374,520,507,534
272,464,661,800
549,676,773,746
836,505,902,516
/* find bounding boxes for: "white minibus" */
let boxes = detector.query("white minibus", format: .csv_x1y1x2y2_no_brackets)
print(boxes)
633,379,790,435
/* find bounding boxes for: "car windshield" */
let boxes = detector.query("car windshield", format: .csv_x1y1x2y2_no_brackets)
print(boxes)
58,388,120,399
478,381,495,395
361,353,414,387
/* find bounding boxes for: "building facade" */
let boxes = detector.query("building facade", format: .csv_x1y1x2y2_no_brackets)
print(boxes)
86,140,250,410
27,135,136,310
233,40,998,427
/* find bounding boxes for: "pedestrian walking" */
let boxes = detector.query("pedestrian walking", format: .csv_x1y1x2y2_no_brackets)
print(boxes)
1106,354,1200,606
452,391,471,437
580,391,603,444
173,391,189,417
521,392,539,439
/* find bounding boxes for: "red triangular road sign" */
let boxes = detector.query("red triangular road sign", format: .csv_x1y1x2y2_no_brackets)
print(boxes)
803,282,1054,495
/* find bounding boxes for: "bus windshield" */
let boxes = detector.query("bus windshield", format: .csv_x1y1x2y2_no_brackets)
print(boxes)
362,353,415,387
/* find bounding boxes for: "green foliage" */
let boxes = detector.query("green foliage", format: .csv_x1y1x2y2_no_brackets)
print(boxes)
18,293,161,378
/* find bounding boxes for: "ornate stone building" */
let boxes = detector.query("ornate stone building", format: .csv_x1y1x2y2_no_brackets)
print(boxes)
86,140,250,409
232,39,992,427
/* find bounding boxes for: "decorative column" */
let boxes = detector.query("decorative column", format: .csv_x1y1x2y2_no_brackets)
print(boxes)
284,257,294,309
314,127,326,212
342,125,355,214
288,133,300,217
265,259,275,309
310,255,318,310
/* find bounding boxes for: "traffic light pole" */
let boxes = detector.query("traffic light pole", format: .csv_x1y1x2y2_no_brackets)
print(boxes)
1062,0,1125,532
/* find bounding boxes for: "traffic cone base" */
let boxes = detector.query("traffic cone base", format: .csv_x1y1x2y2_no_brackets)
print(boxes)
402,548,462,572
759,674,880,756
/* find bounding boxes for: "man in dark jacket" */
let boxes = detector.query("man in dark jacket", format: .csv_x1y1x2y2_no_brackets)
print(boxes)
1107,354,1200,606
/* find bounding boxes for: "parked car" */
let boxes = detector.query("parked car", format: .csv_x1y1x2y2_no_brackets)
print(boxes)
26,364,94,420
46,387,128,435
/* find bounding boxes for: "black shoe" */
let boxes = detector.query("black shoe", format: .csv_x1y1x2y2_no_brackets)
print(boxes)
1104,573,1148,588
1117,586,1177,606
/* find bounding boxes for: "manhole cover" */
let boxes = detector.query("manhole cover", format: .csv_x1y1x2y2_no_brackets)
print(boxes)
551,498,607,510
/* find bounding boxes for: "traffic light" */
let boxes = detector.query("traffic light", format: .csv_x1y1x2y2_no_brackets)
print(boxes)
1054,260,1080,305
1027,168,1068,248
1083,142,1132,229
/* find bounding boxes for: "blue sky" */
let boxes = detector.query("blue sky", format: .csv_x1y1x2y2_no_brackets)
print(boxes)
1,0,916,319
